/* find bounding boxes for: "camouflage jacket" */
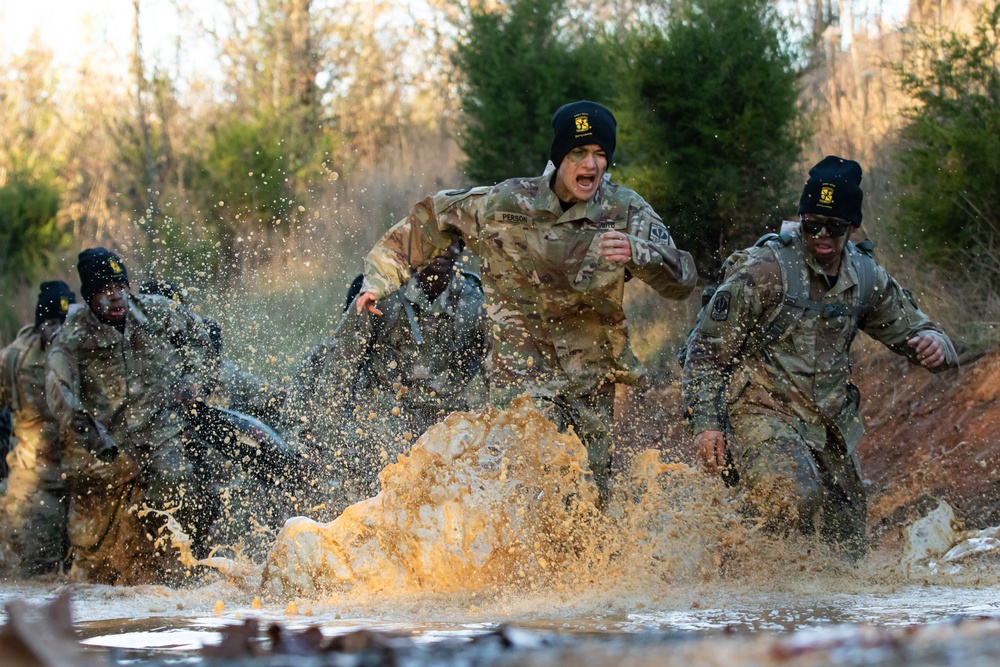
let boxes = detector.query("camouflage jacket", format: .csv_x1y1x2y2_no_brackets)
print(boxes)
682,229,958,450
362,169,697,399
290,270,488,422
0,325,62,477
46,293,216,472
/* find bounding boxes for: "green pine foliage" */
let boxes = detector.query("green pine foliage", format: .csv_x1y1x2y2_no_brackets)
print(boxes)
453,0,612,184
894,3,1000,275
613,0,804,274
0,173,68,338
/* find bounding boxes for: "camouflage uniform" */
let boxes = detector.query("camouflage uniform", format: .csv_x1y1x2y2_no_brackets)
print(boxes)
682,229,958,553
46,293,217,583
362,169,697,494
0,325,68,575
289,269,488,496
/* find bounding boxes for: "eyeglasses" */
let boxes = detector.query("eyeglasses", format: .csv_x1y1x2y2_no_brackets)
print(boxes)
801,218,851,238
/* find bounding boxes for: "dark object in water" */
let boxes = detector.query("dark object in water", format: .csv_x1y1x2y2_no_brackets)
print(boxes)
194,406,309,479
0,591,105,667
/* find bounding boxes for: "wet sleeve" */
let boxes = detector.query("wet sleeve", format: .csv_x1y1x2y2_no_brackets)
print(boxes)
624,204,698,300
681,250,771,434
861,268,959,372
362,188,488,299
45,337,87,444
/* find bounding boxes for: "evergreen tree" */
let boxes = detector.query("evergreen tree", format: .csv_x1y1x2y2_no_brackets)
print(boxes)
0,173,67,339
453,0,611,184
615,0,804,274
893,3,1000,276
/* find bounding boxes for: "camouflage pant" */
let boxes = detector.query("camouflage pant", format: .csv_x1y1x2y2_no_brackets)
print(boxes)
530,386,616,501
728,413,867,559
65,435,215,583
0,463,67,576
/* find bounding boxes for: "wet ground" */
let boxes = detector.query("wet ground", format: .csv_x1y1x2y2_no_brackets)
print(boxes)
4,575,1000,665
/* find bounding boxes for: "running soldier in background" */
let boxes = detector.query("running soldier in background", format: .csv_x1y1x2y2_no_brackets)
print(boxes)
0,281,76,576
356,101,697,499
287,241,488,500
47,248,219,583
683,156,959,559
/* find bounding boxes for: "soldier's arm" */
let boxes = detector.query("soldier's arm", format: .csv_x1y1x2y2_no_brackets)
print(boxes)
861,268,959,372
616,203,698,300
681,249,774,435
287,300,380,428
45,336,88,443
360,188,489,304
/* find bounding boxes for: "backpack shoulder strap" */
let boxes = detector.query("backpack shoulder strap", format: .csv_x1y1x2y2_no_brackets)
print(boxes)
747,234,807,355
848,238,877,316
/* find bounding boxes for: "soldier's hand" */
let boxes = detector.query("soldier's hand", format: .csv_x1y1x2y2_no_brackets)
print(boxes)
597,230,632,263
694,430,726,473
356,292,383,316
908,333,945,368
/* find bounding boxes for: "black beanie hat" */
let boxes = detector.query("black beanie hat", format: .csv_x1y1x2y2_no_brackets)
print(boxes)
78,247,130,303
798,155,864,226
35,280,76,328
549,100,617,169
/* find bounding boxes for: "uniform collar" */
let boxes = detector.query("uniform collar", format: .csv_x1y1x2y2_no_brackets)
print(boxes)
797,233,859,295
533,163,607,224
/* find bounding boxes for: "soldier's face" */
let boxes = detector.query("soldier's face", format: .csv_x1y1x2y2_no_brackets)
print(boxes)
38,319,63,348
89,283,129,325
802,214,854,271
553,144,608,204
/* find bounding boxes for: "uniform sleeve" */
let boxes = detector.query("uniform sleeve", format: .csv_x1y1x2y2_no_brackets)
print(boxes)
861,268,959,371
45,335,88,445
681,249,777,434
362,188,489,299
624,203,698,300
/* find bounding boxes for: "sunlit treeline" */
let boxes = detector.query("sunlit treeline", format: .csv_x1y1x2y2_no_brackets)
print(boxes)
0,0,992,362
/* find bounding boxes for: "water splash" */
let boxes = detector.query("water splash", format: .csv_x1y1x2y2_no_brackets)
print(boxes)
260,396,749,601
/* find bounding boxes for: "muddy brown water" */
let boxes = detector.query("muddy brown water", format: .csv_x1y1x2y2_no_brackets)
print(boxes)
5,399,1000,665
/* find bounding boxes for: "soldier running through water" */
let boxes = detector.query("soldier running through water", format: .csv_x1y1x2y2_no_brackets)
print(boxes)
0,281,76,576
682,156,958,559
46,248,220,583
285,240,488,502
354,101,697,501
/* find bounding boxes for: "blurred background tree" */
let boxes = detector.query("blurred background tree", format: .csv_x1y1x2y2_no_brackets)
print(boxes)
613,0,805,273
894,2,1000,275
453,0,613,184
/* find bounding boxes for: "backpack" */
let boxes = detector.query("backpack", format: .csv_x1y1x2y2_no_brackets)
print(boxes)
678,233,877,366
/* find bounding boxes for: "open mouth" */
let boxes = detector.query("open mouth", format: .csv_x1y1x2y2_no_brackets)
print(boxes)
109,306,126,318
576,174,596,191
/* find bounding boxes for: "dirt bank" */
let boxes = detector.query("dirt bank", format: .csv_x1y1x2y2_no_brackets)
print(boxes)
616,348,1000,542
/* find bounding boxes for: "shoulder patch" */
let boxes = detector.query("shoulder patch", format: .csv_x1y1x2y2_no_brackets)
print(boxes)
710,291,731,321
649,225,670,243
495,212,531,225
